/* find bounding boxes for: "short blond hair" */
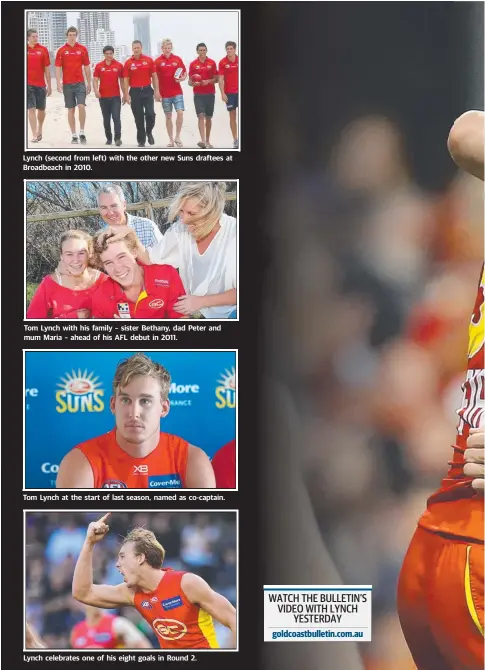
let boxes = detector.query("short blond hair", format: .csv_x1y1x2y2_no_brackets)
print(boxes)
123,528,166,568
161,38,172,48
168,182,227,241
92,229,138,268
113,353,171,400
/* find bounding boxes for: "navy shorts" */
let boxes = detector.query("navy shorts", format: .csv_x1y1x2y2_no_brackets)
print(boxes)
226,93,238,111
194,93,215,118
63,82,86,109
27,85,47,111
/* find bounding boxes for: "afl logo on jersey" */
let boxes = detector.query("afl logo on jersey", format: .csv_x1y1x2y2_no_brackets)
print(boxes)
152,618,187,641
141,600,153,609
101,480,127,489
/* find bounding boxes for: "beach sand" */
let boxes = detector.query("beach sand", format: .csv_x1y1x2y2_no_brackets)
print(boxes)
27,80,237,151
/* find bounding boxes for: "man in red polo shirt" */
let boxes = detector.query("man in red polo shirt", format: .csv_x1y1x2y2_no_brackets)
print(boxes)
55,26,91,145
93,45,123,147
27,28,51,144
188,43,218,149
123,41,160,148
218,41,239,149
154,38,187,148
91,230,185,319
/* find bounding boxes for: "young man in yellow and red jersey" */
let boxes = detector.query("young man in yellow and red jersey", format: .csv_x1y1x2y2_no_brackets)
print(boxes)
56,352,215,489
72,516,237,649
90,230,185,320
55,26,91,144
71,604,152,649
218,41,239,149
397,110,484,670
26,28,51,143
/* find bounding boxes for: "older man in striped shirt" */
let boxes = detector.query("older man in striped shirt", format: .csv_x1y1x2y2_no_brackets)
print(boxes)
97,184,162,248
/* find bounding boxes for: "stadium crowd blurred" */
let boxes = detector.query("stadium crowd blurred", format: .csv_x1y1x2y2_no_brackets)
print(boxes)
26,512,237,649
267,114,483,670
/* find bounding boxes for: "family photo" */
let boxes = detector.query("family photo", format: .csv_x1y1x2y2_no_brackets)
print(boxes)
25,180,238,320
26,10,239,149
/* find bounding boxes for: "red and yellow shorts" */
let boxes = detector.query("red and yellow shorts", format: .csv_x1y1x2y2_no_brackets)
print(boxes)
397,526,484,670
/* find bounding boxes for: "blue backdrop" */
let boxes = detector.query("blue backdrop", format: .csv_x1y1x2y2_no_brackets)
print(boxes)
25,350,236,488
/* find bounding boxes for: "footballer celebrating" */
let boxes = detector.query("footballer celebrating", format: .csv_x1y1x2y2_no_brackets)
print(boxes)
56,353,216,489
397,110,484,670
27,28,51,143
72,515,237,649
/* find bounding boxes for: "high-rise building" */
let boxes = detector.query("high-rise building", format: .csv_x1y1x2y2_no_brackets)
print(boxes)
116,45,129,62
51,11,68,50
89,28,116,66
133,13,151,56
77,11,110,47
27,11,67,51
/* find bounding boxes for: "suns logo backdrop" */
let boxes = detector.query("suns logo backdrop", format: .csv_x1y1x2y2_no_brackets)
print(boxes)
25,350,236,488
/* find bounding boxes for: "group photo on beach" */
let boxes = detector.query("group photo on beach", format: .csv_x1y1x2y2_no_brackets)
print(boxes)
26,10,239,149
25,180,238,320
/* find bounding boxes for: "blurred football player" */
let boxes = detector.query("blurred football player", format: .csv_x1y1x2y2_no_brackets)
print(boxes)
71,604,152,649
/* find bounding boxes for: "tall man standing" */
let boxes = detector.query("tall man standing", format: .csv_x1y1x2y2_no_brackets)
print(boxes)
123,41,160,148
93,46,124,146
27,28,51,143
154,38,187,148
189,44,218,149
218,41,239,149
55,26,91,145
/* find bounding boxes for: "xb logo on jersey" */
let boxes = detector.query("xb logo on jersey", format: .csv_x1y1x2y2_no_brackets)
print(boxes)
152,618,187,641
133,464,148,474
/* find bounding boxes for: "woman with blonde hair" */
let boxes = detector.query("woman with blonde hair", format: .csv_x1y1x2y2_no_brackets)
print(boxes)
27,230,107,319
108,182,237,318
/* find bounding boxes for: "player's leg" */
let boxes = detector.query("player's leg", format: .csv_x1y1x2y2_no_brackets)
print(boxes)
76,83,87,144
100,98,112,144
194,94,206,147
428,539,484,670
112,97,122,146
65,85,78,142
27,87,38,140
36,88,47,140
397,527,454,670
205,94,215,148
163,98,174,146
174,96,184,146
130,89,145,146
144,91,155,145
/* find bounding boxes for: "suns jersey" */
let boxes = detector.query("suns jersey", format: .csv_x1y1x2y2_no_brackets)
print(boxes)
76,429,188,489
133,569,219,649
71,613,124,649
419,264,484,541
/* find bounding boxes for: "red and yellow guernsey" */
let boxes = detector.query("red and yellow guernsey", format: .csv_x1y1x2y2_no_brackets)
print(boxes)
133,569,219,649
419,264,484,542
